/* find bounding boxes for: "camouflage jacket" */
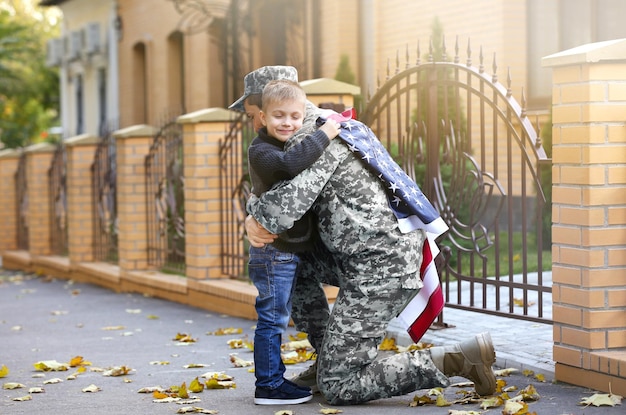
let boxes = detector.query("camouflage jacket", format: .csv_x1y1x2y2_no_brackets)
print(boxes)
247,103,424,289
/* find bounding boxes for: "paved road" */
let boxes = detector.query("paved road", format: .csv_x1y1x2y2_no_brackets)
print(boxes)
1,270,622,414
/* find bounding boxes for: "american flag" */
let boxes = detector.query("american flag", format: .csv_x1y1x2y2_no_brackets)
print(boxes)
322,109,448,342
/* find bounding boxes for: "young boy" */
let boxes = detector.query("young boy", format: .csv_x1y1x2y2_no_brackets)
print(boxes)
246,79,340,405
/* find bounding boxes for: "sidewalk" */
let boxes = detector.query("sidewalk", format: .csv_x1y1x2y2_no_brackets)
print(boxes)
1,270,622,415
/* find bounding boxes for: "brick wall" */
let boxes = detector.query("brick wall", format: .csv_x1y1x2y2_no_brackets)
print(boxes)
544,39,626,396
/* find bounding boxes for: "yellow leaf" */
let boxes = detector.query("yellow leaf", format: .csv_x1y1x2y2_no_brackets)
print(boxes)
208,327,243,335
533,373,545,382
288,332,309,341
205,378,236,389
502,399,527,414
579,392,622,407
101,325,125,331
319,404,343,413
522,369,534,377
274,411,294,415
379,337,398,352
189,377,204,393
69,356,84,367
178,382,189,399
103,366,131,377
495,378,507,393
517,384,540,401
3,382,26,389
282,338,313,351
480,395,504,409
494,368,518,377
33,360,68,372
435,394,451,406
0,365,9,378
147,314,160,319
153,390,168,399
409,393,435,407
28,387,44,393
174,333,197,343
227,339,244,349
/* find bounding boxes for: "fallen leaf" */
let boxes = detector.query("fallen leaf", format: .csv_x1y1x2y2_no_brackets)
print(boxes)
33,360,68,372
3,382,26,390
409,393,435,406
28,387,45,393
0,365,8,378
82,384,101,393
480,396,504,409
146,314,160,319
578,392,622,407
12,395,32,401
436,394,452,407
448,411,484,415
229,353,253,367
205,378,236,389
319,404,343,413
208,327,243,335
177,407,218,414
154,396,180,403
274,411,293,415
227,339,244,349
184,363,211,369
138,386,165,394
517,384,540,401
43,378,63,384
126,309,141,314
502,399,526,414
103,366,132,377
149,361,170,366
379,337,398,352
494,368,518,377
174,333,197,343
189,377,204,393
101,325,125,331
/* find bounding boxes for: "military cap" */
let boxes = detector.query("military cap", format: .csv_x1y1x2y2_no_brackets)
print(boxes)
229,65,299,111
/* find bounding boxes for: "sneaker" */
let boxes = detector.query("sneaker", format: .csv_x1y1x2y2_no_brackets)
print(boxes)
283,378,312,393
290,361,319,393
254,380,313,405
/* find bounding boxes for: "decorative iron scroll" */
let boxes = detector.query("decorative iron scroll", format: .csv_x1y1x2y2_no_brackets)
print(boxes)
92,130,118,263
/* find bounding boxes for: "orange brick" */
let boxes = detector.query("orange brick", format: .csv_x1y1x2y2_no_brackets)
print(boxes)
608,166,626,184
551,225,582,245
560,286,605,308
553,304,583,326
608,125,626,143
553,344,583,367
583,309,626,329
553,186,582,205
559,246,606,267
556,206,605,226
583,187,626,205
552,145,582,164
561,326,607,349
583,268,626,287
608,330,626,348
608,247,626,266
583,227,626,246
583,145,626,164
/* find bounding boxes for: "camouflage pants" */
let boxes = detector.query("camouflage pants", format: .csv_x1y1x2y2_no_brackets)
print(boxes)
290,240,449,405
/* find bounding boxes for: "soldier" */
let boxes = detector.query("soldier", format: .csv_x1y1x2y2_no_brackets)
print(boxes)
232,66,497,405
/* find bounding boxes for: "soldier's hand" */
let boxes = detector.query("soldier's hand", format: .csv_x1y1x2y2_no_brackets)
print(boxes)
245,215,278,247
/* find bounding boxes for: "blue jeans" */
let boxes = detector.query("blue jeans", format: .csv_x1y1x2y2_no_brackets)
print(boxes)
248,244,300,389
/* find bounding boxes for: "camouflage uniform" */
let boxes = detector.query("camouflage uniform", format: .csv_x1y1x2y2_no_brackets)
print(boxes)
247,107,450,404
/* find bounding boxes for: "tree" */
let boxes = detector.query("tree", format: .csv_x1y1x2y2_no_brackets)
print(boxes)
0,1,59,148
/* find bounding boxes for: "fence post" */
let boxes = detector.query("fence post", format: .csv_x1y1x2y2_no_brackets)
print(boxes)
0,149,21,254
177,108,236,280
543,39,626,396
25,143,56,258
114,125,157,272
65,134,100,263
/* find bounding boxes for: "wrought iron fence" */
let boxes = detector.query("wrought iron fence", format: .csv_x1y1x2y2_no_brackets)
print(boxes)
15,151,28,251
361,38,552,323
48,143,68,256
92,130,118,263
145,121,186,274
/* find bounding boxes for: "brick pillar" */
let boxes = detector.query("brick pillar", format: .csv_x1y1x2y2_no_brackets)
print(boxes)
65,134,99,263
177,108,236,280
543,39,626,396
0,149,21,253
114,125,157,271
25,143,56,257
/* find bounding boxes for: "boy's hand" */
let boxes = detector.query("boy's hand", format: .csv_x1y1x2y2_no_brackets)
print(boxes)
319,120,341,139
245,215,278,247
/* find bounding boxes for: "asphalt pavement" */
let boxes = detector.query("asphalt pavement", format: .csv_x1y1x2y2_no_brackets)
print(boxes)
1,269,623,415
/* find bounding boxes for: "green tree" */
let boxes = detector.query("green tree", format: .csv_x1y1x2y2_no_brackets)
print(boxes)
334,54,356,85
0,1,59,148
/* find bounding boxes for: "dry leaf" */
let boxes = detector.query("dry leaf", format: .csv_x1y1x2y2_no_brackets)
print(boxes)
153,396,180,403
184,363,211,369
409,393,435,407
12,395,32,401
229,353,253,367
282,339,313,351
138,386,165,393
436,394,451,407
205,378,236,389
126,309,141,313
33,360,68,372
227,339,244,349
502,399,527,414
3,382,26,389
448,411,484,415
0,365,8,378
28,387,45,393
517,384,540,401
494,368,518,377
319,404,343,413
149,361,170,365
101,325,125,330
174,333,197,343
208,327,243,335
103,365,132,376
189,377,204,393
579,392,622,407
480,395,504,409
378,337,398,352
82,384,101,393
274,411,294,415
177,407,218,414
43,378,63,384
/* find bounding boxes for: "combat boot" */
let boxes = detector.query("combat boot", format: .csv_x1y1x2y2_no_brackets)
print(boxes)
429,332,496,396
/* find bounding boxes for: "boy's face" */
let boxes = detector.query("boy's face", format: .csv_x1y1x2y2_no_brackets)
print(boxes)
243,100,264,132
259,98,305,143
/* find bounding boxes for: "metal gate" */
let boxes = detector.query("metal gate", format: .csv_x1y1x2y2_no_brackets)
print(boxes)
360,41,551,323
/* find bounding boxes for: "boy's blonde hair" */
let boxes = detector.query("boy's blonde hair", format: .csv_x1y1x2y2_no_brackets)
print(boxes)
261,80,306,111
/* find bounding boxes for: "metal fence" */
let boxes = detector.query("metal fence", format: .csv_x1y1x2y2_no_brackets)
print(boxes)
48,143,68,256
92,130,118,263
361,39,552,323
15,151,28,251
145,121,186,274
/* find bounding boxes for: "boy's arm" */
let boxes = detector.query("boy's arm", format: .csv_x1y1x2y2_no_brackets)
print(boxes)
247,139,349,234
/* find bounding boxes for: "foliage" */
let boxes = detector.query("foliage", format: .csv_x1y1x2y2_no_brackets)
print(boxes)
334,54,356,85
539,113,553,247
0,3,59,148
